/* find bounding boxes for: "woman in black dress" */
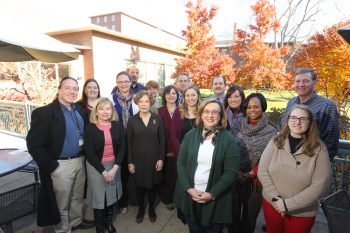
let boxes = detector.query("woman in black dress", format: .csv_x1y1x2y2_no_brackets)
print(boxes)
127,91,166,223
179,85,202,139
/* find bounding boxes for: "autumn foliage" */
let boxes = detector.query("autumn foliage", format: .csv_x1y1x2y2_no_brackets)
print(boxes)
294,20,350,115
232,0,292,90
0,62,59,104
173,0,235,88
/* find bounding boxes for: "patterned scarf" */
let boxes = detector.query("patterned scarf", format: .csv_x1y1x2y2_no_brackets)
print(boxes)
201,127,219,145
226,107,244,135
115,88,134,128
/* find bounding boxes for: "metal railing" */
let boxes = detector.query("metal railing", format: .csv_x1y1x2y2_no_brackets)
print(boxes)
333,140,350,195
0,100,40,138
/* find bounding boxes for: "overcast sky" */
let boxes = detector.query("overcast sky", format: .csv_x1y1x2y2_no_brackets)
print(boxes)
0,0,349,40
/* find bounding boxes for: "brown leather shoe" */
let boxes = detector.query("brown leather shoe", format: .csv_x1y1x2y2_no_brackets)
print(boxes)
136,216,144,224
149,215,157,223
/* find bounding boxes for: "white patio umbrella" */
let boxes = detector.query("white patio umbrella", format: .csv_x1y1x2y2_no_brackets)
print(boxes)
0,28,80,63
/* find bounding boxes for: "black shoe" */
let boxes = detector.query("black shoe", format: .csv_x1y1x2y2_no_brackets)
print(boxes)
262,224,267,232
136,208,145,224
148,207,157,223
72,220,95,231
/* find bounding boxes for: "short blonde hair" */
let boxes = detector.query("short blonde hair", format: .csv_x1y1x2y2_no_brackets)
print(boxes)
134,90,155,106
89,97,118,124
196,99,227,130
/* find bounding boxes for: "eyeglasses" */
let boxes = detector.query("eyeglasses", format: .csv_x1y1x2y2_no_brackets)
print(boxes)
117,81,131,85
288,116,310,123
203,110,220,116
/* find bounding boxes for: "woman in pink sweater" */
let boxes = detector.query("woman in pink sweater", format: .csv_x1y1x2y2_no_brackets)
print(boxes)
258,104,330,233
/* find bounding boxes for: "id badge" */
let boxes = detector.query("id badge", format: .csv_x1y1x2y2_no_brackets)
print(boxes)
79,138,84,147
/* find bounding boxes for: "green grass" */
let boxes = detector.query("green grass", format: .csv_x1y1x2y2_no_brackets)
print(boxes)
200,88,295,112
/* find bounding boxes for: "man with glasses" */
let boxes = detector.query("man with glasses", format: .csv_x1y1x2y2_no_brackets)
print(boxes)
281,67,340,161
27,77,94,232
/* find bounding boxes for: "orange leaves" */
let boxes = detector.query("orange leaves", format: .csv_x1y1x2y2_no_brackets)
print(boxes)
232,0,291,90
294,20,350,112
174,0,235,88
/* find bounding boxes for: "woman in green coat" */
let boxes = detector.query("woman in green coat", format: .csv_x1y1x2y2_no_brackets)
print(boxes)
174,99,240,233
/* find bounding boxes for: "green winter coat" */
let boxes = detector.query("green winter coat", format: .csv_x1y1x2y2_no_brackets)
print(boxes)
174,128,240,226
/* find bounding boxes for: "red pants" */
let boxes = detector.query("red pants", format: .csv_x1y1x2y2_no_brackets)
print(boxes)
262,198,315,233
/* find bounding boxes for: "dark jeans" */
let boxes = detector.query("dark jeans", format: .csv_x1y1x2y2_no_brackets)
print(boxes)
160,156,177,204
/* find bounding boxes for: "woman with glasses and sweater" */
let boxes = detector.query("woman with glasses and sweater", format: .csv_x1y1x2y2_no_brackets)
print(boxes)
258,104,330,233
174,99,240,233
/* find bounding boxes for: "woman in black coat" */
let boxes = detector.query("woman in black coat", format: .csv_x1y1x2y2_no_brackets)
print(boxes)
84,97,125,233
127,91,166,224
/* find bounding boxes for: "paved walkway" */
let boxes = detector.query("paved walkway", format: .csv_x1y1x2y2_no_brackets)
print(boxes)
0,132,329,233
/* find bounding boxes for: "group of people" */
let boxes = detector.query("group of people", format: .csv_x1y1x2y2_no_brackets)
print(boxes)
26,65,339,233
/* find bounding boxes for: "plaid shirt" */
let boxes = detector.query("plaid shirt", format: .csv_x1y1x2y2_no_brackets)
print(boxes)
281,92,340,160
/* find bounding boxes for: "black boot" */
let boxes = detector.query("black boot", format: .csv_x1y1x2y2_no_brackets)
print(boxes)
105,205,116,233
94,209,105,233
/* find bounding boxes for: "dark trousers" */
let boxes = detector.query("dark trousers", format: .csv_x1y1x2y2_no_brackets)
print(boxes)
160,156,177,204
117,158,129,208
186,203,224,233
240,185,262,233
228,182,251,233
135,185,158,212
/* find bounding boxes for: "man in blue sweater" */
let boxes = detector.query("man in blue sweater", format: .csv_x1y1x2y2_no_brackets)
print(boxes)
281,67,340,161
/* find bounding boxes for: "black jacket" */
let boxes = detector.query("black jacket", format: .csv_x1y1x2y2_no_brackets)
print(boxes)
84,121,126,174
26,99,85,226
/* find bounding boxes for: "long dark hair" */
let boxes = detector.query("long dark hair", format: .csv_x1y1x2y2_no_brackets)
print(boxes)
78,79,100,107
161,85,179,106
224,85,245,113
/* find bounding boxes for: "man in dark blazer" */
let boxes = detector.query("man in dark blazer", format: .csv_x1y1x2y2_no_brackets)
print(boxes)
27,77,94,232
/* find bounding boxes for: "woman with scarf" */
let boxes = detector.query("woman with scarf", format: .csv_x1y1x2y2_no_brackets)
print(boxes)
235,93,277,233
110,71,139,214
174,99,240,233
223,85,251,233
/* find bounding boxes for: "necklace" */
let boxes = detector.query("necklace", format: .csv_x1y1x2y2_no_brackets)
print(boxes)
189,118,195,129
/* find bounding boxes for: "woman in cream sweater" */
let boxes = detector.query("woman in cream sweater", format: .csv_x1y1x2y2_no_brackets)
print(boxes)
258,104,330,233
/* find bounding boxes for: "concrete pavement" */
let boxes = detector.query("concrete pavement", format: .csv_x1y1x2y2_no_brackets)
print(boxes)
0,132,329,233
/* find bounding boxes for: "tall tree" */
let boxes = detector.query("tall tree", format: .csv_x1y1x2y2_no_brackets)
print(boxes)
294,20,350,115
232,0,292,90
174,0,235,88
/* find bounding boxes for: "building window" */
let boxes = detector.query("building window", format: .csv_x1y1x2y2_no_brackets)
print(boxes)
104,16,108,23
96,17,100,24
111,25,116,31
111,15,115,22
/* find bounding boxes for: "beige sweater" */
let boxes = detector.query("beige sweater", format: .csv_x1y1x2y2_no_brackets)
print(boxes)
258,138,330,217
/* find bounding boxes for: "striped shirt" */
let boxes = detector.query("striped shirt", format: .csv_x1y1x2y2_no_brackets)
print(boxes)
281,92,340,160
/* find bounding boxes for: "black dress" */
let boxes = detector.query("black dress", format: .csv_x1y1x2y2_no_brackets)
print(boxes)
181,117,196,141
127,113,166,189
